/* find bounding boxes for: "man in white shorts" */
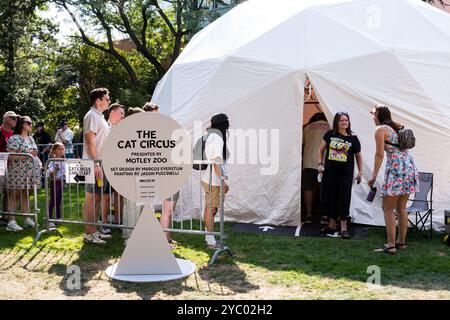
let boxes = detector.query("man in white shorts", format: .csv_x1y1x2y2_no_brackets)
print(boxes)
82,88,112,244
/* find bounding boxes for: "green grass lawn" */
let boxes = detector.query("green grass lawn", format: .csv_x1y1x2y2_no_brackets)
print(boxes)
0,188,449,299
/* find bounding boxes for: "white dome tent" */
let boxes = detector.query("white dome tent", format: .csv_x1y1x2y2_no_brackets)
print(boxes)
153,0,450,229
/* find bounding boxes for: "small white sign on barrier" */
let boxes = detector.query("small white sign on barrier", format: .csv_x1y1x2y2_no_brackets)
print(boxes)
65,160,95,184
0,153,8,177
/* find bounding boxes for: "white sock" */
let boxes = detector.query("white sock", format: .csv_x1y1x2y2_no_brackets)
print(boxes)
205,234,216,245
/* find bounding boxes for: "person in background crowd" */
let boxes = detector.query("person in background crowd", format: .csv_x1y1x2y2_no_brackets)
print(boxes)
82,88,112,244
33,122,53,186
317,112,362,239
55,120,74,158
202,113,230,249
47,142,66,228
5,116,42,232
105,103,125,226
142,102,159,112
0,111,18,224
143,101,180,248
126,107,144,116
302,112,330,224
122,107,145,243
107,103,125,129
369,104,419,255
33,122,52,159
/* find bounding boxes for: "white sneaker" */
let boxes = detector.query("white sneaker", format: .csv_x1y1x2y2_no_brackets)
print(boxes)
206,241,221,249
23,218,35,229
95,231,112,240
99,226,112,235
6,220,23,232
83,233,106,245
48,222,56,228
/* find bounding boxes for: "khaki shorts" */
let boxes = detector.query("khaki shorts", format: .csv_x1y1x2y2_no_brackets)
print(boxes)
201,181,223,209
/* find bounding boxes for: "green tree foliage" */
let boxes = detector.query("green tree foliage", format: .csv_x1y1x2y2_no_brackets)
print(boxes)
0,0,60,120
43,38,159,128
55,0,218,84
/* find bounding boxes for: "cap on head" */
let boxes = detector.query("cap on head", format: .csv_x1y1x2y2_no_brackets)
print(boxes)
3,111,18,119
22,116,32,123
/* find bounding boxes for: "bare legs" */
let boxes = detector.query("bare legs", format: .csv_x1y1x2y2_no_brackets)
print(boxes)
113,192,123,224
83,192,109,234
382,196,398,248
381,194,410,248
303,189,314,219
83,192,97,235
7,189,30,219
160,199,177,241
204,206,218,233
396,194,410,246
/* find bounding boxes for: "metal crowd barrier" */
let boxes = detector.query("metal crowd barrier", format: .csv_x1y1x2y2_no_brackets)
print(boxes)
32,158,232,265
36,143,84,162
0,152,40,236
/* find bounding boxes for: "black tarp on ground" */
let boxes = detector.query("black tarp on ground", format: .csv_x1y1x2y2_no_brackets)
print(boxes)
231,223,369,239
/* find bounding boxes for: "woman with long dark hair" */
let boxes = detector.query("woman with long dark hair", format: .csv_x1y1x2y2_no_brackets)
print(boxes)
317,112,363,239
202,113,230,248
368,104,419,254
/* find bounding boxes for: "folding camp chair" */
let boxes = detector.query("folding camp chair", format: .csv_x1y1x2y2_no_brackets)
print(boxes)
407,172,433,238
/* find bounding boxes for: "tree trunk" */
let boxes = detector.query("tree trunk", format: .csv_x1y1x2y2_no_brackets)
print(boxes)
6,38,16,86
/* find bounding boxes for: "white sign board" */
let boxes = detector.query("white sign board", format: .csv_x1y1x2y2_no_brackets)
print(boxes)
102,112,192,203
65,160,95,184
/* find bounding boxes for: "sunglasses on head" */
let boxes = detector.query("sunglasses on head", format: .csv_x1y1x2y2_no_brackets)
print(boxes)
337,112,348,116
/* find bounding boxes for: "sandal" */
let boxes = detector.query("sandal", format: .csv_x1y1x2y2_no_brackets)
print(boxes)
395,242,407,250
340,230,351,239
374,244,396,255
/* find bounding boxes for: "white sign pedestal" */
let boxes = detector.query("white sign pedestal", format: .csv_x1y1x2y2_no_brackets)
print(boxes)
103,113,196,283
105,205,195,282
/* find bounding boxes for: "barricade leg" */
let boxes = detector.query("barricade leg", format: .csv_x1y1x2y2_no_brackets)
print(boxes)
208,175,232,266
32,168,63,246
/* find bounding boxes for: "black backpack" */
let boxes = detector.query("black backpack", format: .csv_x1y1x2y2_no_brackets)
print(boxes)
398,128,415,150
192,133,211,170
386,127,415,151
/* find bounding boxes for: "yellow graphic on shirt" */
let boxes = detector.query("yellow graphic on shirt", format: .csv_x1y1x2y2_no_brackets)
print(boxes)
328,137,351,162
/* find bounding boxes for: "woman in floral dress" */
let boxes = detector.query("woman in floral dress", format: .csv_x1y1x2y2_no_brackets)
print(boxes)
5,116,42,231
368,105,419,254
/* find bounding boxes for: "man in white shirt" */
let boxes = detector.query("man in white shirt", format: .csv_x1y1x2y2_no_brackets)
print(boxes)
82,88,112,244
201,113,230,248
55,120,74,158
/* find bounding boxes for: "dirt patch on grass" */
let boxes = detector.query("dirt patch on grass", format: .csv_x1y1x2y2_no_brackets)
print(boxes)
1,249,450,300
